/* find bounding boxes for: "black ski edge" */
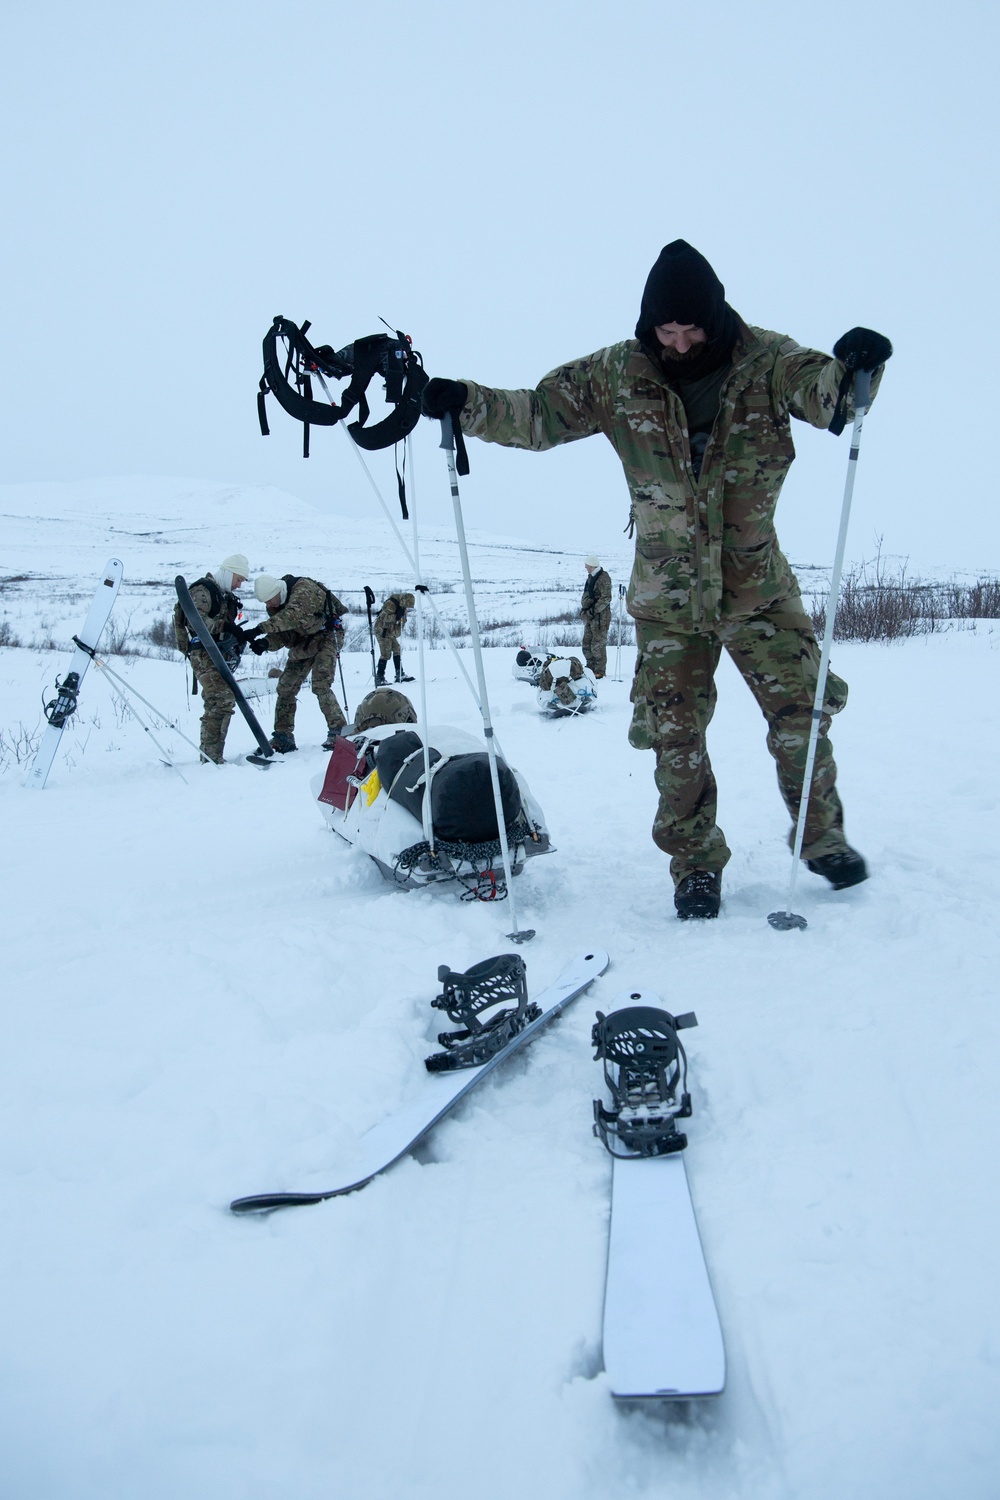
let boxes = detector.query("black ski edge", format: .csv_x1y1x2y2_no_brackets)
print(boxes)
174,577,274,763
228,952,609,1216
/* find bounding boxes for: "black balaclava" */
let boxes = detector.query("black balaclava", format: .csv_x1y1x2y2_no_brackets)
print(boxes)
635,239,740,382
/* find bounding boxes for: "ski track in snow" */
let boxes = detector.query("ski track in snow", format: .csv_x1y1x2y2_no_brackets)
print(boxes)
1,479,999,1500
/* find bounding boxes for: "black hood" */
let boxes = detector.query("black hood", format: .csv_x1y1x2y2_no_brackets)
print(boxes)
635,239,728,339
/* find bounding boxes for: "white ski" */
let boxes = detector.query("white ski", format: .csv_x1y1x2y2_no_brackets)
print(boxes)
25,558,124,790
231,949,610,1212
596,988,725,1399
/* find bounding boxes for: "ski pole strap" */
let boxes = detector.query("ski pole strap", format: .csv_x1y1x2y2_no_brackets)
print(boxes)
72,634,96,659
829,365,872,438
438,409,470,476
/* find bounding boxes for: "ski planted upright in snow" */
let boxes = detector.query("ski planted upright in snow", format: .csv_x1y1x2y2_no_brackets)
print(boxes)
230,949,610,1213
174,576,274,766
25,558,124,790
593,991,725,1399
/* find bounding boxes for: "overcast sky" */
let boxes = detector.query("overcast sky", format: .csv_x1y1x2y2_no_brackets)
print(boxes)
2,0,996,573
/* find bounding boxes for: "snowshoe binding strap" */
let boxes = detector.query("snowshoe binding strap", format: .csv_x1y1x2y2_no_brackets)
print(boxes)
592,1005,697,1158
425,953,539,1072
258,316,428,463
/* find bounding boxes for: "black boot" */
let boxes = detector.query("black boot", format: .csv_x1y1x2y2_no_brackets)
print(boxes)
393,652,414,683
269,731,297,754
806,847,868,889
375,658,387,685
674,871,722,920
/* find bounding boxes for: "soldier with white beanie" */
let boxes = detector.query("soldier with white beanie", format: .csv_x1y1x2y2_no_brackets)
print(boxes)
580,554,613,677
247,571,349,751
172,552,250,762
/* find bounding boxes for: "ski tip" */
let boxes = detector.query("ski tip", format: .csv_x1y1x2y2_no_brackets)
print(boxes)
507,928,536,943
767,910,808,931
229,1192,324,1214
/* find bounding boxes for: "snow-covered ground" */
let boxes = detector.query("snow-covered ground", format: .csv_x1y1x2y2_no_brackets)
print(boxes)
2,480,998,1499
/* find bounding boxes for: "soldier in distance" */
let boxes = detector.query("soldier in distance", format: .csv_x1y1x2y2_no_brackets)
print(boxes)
373,592,416,684
580,554,612,677
421,239,892,919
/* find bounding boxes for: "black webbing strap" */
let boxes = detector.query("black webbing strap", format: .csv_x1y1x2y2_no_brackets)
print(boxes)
828,367,854,437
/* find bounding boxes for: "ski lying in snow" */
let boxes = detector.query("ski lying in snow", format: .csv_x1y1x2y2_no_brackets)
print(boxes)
230,949,610,1213
174,577,274,765
25,558,124,789
593,991,725,1399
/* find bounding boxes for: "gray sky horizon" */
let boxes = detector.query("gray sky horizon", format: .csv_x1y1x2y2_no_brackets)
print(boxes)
2,0,996,575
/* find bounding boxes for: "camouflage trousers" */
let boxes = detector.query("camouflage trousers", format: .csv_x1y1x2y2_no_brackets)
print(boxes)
582,608,611,676
375,627,402,662
190,650,234,762
629,603,850,886
273,631,346,736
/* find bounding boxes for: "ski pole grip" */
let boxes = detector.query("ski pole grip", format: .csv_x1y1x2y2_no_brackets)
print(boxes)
854,368,872,414
439,412,455,452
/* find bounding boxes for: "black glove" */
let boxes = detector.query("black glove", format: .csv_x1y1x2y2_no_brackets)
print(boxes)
249,636,269,656
833,327,893,372
421,378,469,418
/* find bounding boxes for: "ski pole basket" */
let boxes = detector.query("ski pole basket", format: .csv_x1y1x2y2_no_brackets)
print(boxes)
425,953,539,1073
592,1004,697,1158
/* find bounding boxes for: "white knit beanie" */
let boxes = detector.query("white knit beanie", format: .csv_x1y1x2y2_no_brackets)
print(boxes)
213,553,250,592
255,574,287,604
585,554,601,568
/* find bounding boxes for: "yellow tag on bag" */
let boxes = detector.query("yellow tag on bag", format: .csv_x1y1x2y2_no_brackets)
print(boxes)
361,769,381,806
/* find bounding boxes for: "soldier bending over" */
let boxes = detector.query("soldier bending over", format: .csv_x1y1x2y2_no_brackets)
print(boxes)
248,573,348,752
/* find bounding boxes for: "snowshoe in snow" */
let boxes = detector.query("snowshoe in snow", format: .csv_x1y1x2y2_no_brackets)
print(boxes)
425,953,541,1072
592,1005,697,1158
806,847,868,889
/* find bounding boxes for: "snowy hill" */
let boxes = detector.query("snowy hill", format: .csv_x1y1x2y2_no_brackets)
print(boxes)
2,479,998,1499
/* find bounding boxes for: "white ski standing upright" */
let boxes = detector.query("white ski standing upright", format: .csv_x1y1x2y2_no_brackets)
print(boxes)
25,557,124,790
593,989,725,1399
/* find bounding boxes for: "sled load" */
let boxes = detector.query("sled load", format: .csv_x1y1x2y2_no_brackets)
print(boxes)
312,714,552,899
512,646,552,686
537,655,597,717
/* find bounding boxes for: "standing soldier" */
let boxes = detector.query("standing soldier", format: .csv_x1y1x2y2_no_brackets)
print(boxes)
173,552,249,764
421,239,891,920
248,573,348,752
373,592,416,684
580,554,613,677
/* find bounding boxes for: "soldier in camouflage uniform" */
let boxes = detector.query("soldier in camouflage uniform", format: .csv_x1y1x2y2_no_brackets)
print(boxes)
373,592,416,684
172,552,249,763
248,573,348,751
422,240,892,918
580,555,613,676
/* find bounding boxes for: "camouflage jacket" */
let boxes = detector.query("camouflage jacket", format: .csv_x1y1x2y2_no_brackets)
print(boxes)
173,576,239,653
257,576,346,658
581,567,612,618
461,327,884,631
374,594,409,640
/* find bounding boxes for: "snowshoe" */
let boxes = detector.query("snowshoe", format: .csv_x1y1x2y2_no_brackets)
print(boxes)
806,847,868,889
674,871,721,920
592,1005,697,1158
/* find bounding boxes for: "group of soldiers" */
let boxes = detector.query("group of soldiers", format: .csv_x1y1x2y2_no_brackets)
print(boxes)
172,559,417,763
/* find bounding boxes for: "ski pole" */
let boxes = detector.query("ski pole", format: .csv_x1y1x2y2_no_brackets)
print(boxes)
438,412,535,943
768,369,872,932
405,433,436,854
613,583,626,681
337,652,350,719
73,638,205,761
364,585,377,681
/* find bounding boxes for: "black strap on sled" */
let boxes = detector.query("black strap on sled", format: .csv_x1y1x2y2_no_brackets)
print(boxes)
258,317,429,506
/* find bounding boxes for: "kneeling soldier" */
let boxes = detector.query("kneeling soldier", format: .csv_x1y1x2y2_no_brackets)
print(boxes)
249,573,348,751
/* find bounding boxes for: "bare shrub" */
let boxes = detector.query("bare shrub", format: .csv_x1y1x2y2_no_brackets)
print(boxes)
809,548,1000,642
145,616,176,651
0,619,22,648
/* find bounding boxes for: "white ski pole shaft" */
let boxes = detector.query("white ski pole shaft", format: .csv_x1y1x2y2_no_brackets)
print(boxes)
92,663,188,782
775,369,872,922
614,584,625,680
91,655,204,759
338,421,485,712
440,414,533,941
406,434,436,852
